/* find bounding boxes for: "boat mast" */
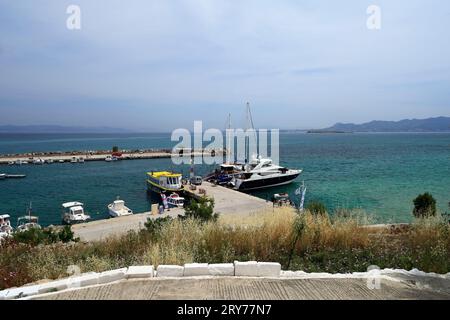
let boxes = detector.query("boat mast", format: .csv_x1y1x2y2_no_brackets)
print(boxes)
225,113,235,163
245,102,258,162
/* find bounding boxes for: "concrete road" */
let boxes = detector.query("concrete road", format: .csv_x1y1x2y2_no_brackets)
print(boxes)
33,276,450,300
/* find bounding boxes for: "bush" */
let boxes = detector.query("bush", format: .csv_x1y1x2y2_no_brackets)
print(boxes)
144,216,173,237
306,201,327,216
184,197,218,222
413,192,437,218
12,226,78,246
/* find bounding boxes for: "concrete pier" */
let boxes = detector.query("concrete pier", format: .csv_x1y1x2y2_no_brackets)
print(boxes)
182,181,272,216
72,182,272,242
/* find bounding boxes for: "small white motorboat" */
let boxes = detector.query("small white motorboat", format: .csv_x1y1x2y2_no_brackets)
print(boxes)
70,157,78,163
33,158,44,165
45,159,54,164
15,159,26,165
7,161,14,166
78,157,85,163
0,174,5,180
59,159,65,163
105,155,118,162
62,201,91,224
108,198,133,217
16,204,41,232
167,193,185,208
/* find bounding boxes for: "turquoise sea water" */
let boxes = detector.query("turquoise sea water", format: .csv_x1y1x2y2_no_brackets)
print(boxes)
0,132,449,226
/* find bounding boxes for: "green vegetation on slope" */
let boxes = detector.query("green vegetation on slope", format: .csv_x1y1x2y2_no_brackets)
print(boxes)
1,207,449,290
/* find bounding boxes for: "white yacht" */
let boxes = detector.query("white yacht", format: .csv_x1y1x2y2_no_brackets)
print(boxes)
231,156,302,191
167,193,185,208
108,198,133,217
62,202,91,224
223,102,302,191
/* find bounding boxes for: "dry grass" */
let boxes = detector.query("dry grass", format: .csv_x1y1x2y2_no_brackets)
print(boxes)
1,208,449,290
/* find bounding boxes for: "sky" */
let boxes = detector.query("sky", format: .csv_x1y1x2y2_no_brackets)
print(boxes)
0,0,449,132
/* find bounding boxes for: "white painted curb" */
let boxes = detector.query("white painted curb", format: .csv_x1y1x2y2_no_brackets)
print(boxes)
184,263,210,276
257,262,281,277
208,263,235,276
234,261,258,276
98,268,128,284
127,266,155,279
14,262,443,300
156,265,184,277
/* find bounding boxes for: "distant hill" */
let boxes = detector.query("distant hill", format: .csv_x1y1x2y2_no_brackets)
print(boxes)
0,125,133,134
321,117,450,133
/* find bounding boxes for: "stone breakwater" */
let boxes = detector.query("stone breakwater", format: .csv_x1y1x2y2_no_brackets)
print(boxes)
0,148,227,165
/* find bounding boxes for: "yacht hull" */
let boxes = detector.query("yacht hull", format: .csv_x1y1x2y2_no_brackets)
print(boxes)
236,172,300,191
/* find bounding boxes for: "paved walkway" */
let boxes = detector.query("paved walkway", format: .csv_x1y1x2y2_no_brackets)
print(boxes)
183,182,272,216
33,276,450,300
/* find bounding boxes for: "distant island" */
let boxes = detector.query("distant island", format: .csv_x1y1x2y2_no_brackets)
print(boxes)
0,125,134,134
314,116,450,133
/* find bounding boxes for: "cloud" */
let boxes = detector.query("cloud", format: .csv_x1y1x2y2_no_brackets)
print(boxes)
0,0,449,130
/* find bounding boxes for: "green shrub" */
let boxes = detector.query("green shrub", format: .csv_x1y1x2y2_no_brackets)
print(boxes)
12,226,78,246
413,192,437,218
306,201,327,216
144,216,173,237
184,197,218,222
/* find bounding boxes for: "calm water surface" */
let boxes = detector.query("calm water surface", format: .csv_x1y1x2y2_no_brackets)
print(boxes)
0,132,449,226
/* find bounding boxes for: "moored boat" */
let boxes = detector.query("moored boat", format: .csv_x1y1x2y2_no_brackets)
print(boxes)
232,156,301,191
167,193,185,208
16,204,41,232
33,158,44,165
146,171,184,193
105,155,118,162
62,201,91,224
108,198,133,217
0,174,26,179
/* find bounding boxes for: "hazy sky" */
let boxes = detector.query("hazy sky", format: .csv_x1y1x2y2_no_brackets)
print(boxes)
0,0,449,131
